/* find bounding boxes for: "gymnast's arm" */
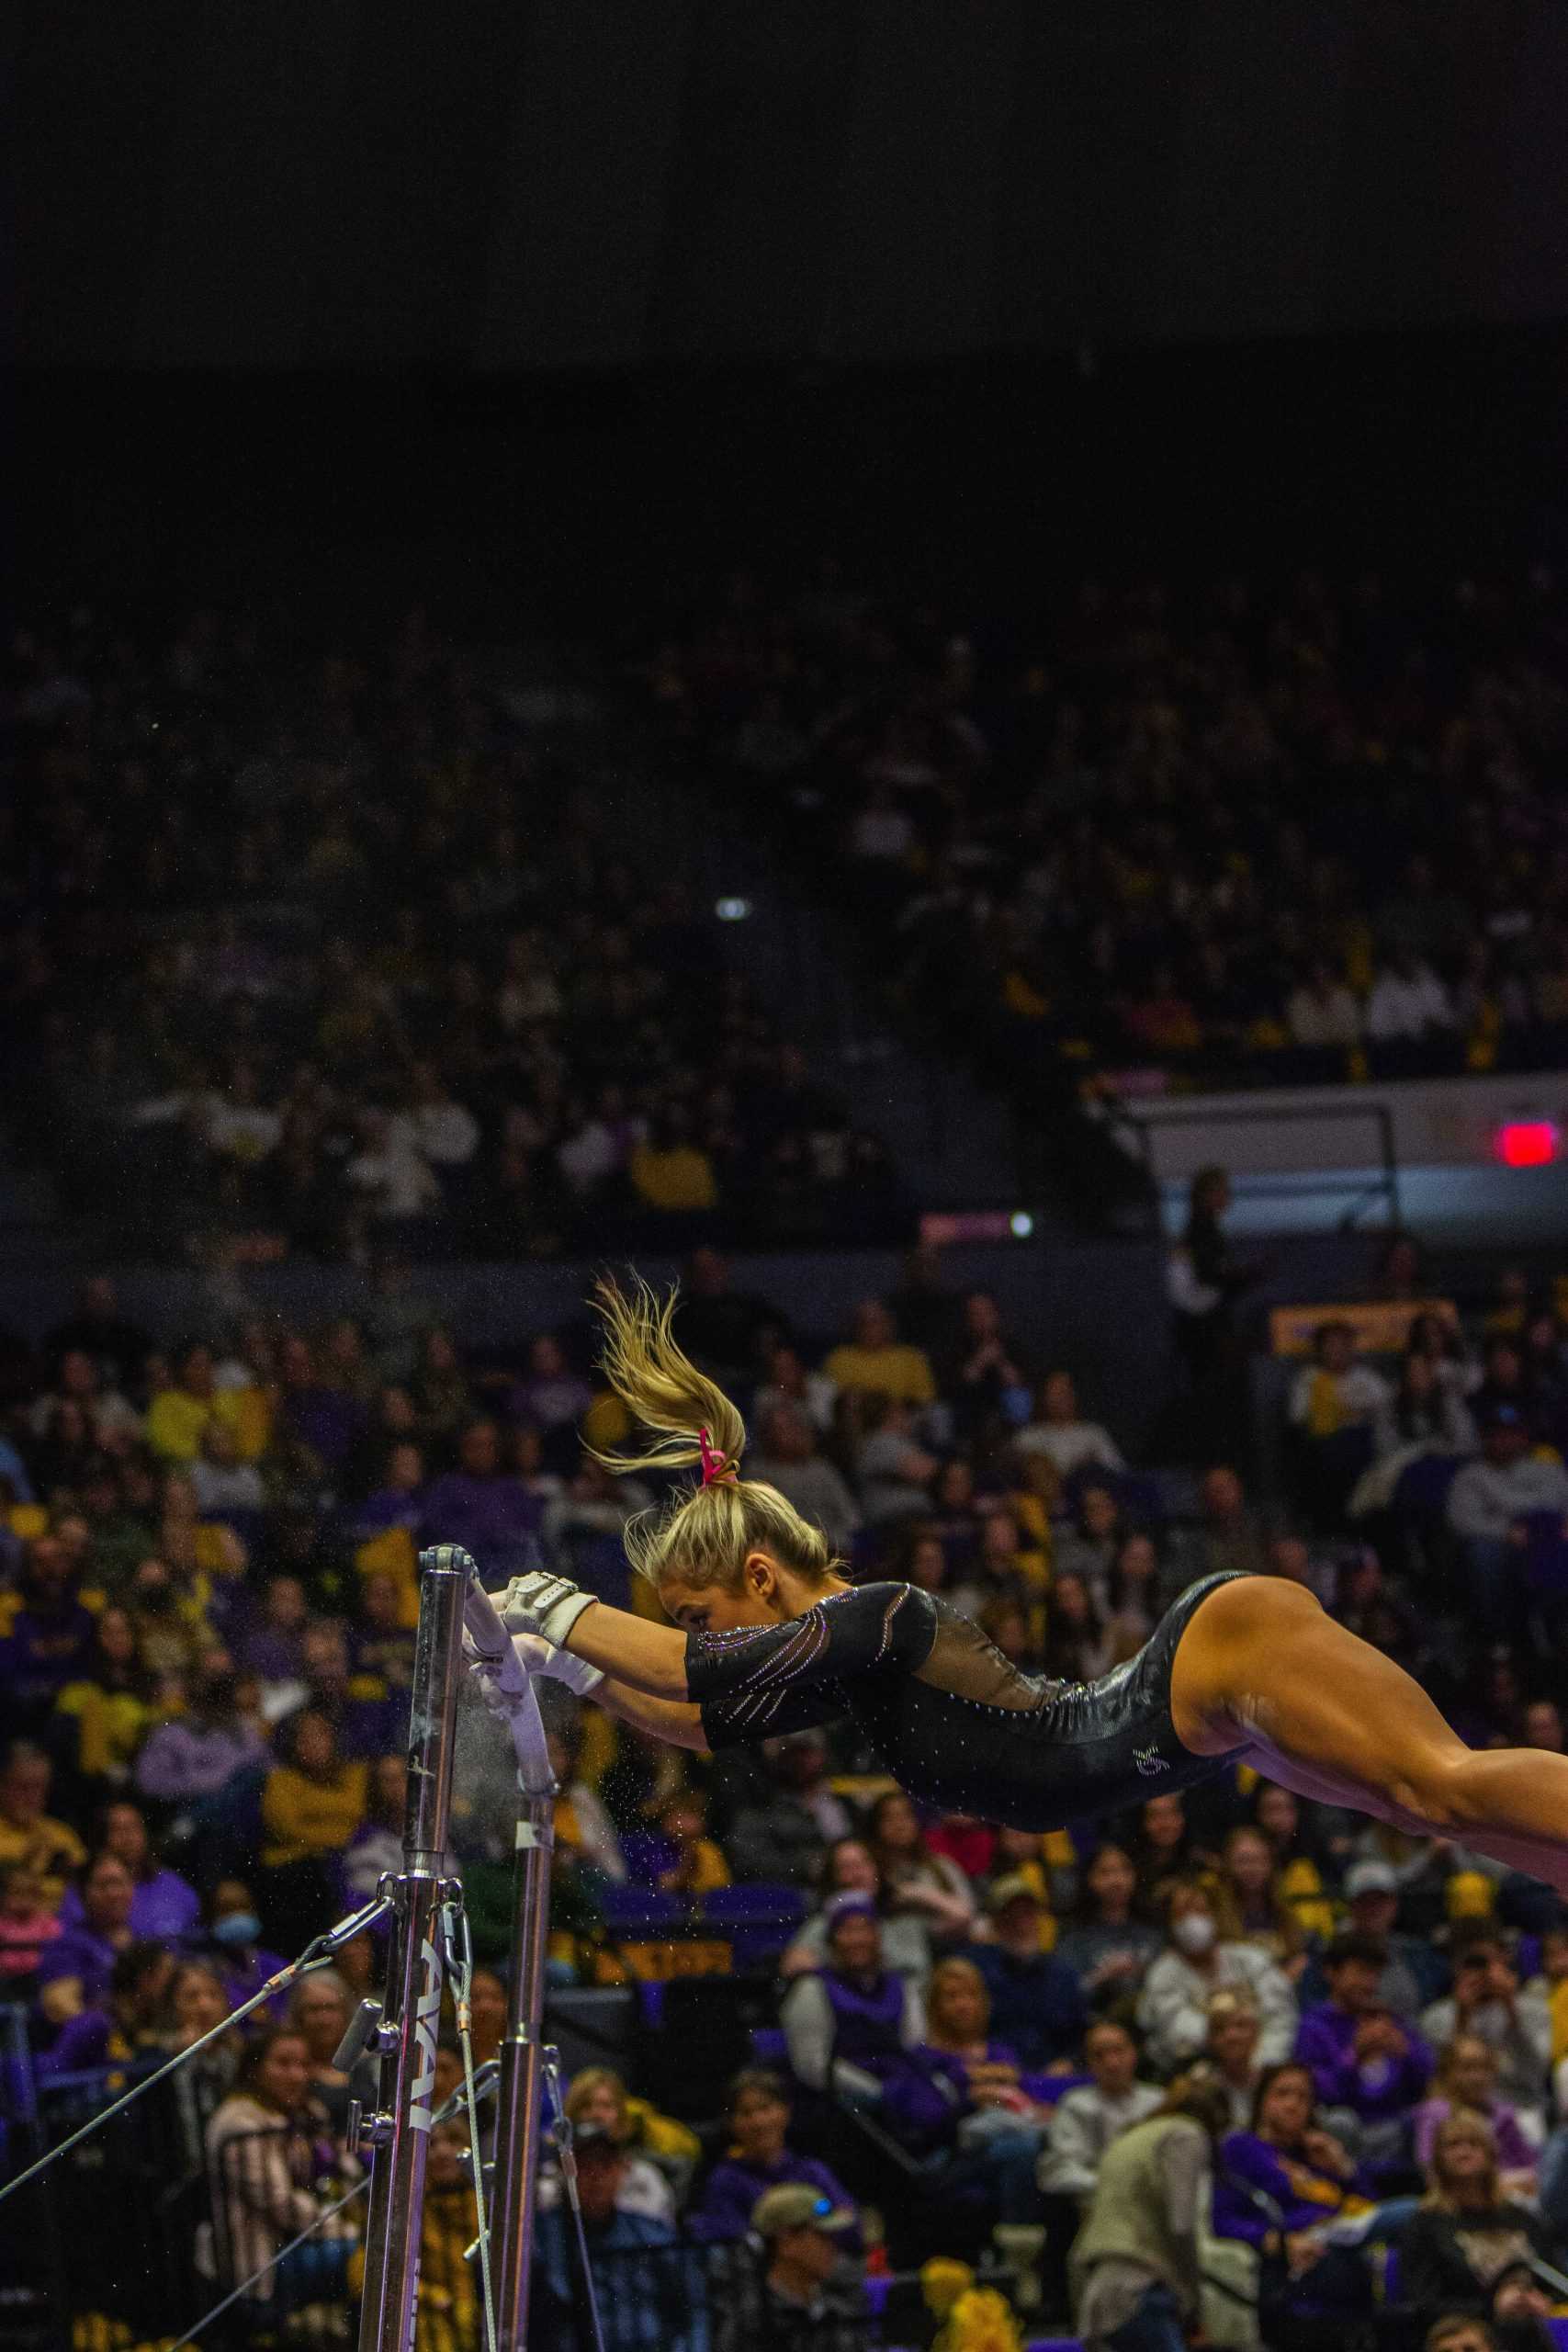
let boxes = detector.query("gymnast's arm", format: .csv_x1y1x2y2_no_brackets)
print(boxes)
592,1671,711,1754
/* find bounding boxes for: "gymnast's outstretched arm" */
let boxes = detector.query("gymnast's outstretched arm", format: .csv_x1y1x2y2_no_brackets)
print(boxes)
592,1671,710,1753
561,1599,691,1700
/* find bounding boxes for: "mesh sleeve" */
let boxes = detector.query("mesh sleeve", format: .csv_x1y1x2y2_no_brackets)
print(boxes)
685,1582,935,1751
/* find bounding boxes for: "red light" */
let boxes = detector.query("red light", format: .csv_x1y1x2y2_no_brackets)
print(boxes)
1495,1120,1559,1169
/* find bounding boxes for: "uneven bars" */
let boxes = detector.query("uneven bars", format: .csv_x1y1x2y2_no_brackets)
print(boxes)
428,1546,559,2351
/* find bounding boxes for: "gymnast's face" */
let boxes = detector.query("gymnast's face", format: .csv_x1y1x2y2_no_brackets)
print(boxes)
661,1550,803,1634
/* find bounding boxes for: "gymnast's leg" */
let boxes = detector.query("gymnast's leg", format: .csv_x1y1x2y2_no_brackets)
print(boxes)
1169,1577,1568,1896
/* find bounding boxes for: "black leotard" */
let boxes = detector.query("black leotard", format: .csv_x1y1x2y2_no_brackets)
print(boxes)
684,1572,1250,1832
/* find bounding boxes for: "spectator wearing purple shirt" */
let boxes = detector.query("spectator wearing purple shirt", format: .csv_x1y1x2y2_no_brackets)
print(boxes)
692,2070,859,2246
37,1851,139,2027
198,1877,291,2015
276,1334,368,1471
420,1418,545,1577
1294,1934,1432,2163
135,1668,270,1804
345,1442,426,1546
236,1574,310,1688
37,1939,175,2079
58,1799,199,1944
0,1535,96,1727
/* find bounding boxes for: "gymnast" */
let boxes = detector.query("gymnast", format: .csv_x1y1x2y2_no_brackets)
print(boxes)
483,1280,1568,1895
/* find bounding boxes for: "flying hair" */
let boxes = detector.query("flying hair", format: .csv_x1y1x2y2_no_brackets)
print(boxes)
590,1274,840,1598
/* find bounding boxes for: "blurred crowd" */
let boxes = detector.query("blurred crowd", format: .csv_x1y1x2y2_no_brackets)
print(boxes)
6,1237,1568,2350
2,607,905,1261
637,563,1568,1102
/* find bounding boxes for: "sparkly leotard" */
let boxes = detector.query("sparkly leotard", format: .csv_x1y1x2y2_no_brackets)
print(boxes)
684,1572,1250,1832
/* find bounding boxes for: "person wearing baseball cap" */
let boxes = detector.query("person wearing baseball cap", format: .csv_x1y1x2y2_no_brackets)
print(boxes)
724,2186,863,2352
1333,1859,1433,2017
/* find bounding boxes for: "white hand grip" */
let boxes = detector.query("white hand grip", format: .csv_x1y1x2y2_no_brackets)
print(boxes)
423,1545,556,1795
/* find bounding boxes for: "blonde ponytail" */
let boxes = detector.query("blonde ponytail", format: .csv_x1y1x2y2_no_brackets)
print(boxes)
590,1275,747,1480
591,1274,839,1600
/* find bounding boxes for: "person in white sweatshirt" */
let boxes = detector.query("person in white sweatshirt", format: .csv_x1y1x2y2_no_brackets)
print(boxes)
1040,2018,1164,2199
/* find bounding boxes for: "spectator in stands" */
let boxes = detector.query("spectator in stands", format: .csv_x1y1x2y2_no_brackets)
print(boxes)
0,1537,96,1724
38,1936,175,2075
190,1419,266,1520
1489,2268,1560,2352
1414,2036,1540,2197
287,1968,356,2132
750,1403,861,1552
52,1605,156,1786
1446,1407,1568,1638
0,1860,62,1983
1400,2112,1555,2326
951,1292,1032,1436
36,1849,140,2025
1294,1932,1433,2158
259,1709,368,1946
780,1894,926,2098
203,2027,359,2310
414,2122,482,2352
1251,1785,1339,1944
693,2068,858,2243
533,2123,702,2352
1040,2019,1163,2199
1045,1570,1112,1683
969,1874,1087,2070
562,2066,701,2207
783,1837,933,1984
1364,952,1456,1046
1210,2061,1376,2313
1420,1933,1552,2132
867,1791,978,1946
1182,1464,1270,1582
419,1416,544,1575
1205,1990,1264,2131
1217,1826,1308,1979
197,1878,288,2011
852,1394,941,1524
1299,1859,1440,2018
1289,1321,1393,1524
1128,1793,1207,1909
1016,1371,1125,1483
1101,1532,1161,1658
145,1344,220,1463
823,1301,937,1408
58,1797,198,1941
722,1730,852,1887
1055,1842,1163,2010
135,1663,270,1804
719,2184,864,2352
1138,1880,1296,2075
1054,1483,1128,1600
0,1740,86,1905
1070,2071,1234,2352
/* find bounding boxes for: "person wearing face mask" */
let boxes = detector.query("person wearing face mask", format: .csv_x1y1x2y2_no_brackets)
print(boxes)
200,1878,290,2013
1137,1881,1296,2076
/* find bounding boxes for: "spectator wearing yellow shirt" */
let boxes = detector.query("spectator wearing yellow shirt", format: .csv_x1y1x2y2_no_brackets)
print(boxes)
654,1792,731,1898
0,1742,87,1908
627,1108,717,1214
822,1300,937,1408
145,1344,221,1463
53,1606,155,1784
260,1711,368,1947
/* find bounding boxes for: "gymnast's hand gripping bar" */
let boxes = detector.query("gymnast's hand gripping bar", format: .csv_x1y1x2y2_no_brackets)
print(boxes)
423,1544,562,2352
